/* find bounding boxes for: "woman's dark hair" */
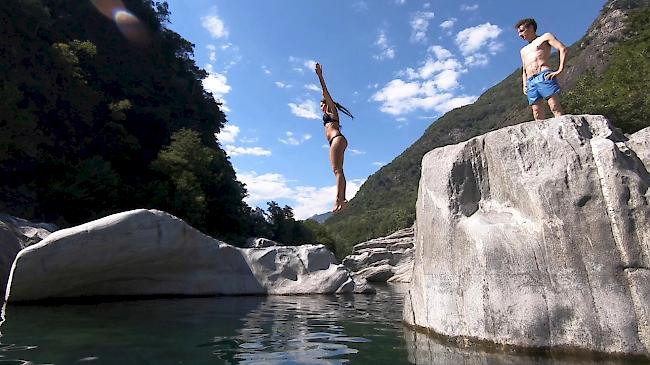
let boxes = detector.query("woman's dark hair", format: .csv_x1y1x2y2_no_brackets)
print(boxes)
321,99,354,119
515,18,537,32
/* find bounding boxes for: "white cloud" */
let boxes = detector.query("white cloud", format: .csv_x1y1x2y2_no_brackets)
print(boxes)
464,53,489,66
372,161,386,167
275,81,292,89
304,83,321,92
352,1,368,12
349,149,366,155
291,179,364,219
225,145,272,157
395,0,406,4
410,11,435,43
428,45,453,60
455,22,503,67
456,22,502,55
376,41,472,116
440,18,457,30
288,100,320,120
215,124,239,144
418,58,463,79
201,13,228,39
279,131,312,146
372,78,476,115
374,30,396,60
202,64,231,111
206,44,217,62
238,171,364,219
288,57,318,73
239,137,259,144
434,69,461,90
239,172,294,204
461,4,479,11
304,60,317,71
261,65,271,75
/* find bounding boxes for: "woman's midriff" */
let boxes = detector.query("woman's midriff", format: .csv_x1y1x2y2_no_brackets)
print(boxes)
324,123,343,141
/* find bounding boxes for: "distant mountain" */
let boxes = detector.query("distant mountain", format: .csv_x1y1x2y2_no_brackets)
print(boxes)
325,0,650,255
307,212,333,224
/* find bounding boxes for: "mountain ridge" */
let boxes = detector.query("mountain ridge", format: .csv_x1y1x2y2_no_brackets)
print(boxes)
325,0,650,255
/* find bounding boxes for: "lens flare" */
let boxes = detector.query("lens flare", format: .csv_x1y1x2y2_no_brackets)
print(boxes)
90,0,150,45
114,9,150,44
90,0,125,19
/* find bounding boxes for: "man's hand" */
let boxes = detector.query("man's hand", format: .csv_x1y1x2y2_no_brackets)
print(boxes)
315,63,323,76
522,85,527,95
545,70,562,80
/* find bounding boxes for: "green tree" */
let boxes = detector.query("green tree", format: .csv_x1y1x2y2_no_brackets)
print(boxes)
564,6,650,133
151,129,247,238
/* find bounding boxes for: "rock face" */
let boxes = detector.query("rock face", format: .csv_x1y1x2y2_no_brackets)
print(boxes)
404,115,650,356
343,227,414,282
5,209,372,302
0,215,57,300
245,237,279,248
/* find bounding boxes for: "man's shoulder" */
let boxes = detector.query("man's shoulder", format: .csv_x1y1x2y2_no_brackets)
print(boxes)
539,32,556,40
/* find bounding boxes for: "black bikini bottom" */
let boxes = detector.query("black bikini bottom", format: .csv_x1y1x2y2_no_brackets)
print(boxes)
328,134,344,146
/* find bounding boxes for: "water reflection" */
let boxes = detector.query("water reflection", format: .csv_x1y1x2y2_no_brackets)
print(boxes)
0,286,409,365
0,285,646,364
405,328,650,365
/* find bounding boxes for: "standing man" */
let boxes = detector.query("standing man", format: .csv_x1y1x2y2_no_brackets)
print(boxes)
516,18,568,120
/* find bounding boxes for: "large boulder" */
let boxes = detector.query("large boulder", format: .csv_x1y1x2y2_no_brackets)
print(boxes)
343,226,414,282
245,237,279,248
5,209,372,302
404,115,650,356
0,215,57,300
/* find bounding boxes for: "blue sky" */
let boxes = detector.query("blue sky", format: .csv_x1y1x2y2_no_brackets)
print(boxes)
160,0,605,219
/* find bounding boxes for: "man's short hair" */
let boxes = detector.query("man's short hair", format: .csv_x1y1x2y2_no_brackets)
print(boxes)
515,18,537,32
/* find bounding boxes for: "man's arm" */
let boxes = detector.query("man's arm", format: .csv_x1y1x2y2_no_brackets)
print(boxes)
520,51,528,95
543,33,568,80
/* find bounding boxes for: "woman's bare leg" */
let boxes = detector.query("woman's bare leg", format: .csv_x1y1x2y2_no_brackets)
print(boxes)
329,136,348,212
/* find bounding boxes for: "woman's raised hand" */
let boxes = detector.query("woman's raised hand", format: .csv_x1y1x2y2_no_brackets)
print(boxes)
315,62,323,76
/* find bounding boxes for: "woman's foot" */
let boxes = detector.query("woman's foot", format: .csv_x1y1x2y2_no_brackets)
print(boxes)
332,199,348,213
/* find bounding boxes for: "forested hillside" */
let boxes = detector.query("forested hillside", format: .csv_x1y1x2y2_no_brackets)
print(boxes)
0,0,321,246
325,0,650,255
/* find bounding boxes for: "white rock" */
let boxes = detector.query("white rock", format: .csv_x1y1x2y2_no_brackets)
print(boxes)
343,226,415,282
628,126,650,170
0,215,56,299
5,209,373,302
405,115,650,356
245,237,279,248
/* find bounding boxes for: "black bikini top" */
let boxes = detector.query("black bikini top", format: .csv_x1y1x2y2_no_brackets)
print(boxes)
323,113,339,126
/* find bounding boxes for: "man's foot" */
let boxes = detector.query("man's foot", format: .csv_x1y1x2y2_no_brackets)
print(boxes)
332,199,348,213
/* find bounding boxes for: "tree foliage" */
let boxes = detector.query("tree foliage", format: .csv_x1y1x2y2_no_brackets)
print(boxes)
564,6,650,133
0,0,249,242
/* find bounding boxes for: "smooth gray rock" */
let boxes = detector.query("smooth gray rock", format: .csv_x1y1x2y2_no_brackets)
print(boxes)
0,215,57,300
343,226,415,283
405,115,650,356
245,237,279,248
5,209,372,302
356,263,394,282
628,127,649,170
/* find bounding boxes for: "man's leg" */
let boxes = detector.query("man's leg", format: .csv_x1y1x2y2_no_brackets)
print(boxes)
547,95,563,117
531,100,545,120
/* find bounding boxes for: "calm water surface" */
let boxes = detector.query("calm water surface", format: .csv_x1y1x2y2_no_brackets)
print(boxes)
0,284,646,364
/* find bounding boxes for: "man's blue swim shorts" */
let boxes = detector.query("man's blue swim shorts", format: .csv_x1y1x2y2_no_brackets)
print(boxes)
527,70,561,105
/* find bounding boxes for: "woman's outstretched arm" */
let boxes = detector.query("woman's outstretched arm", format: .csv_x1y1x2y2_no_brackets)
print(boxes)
315,63,339,120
